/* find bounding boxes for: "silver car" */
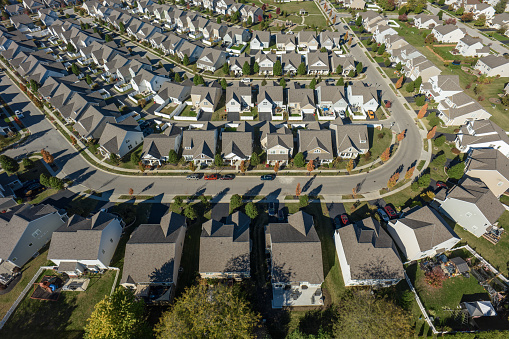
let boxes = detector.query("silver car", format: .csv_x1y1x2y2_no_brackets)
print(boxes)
186,174,200,180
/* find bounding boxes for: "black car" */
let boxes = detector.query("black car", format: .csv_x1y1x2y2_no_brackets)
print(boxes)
268,202,276,216
333,216,342,229
220,174,235,180
277,209,285,221
139,120,150,129
261,174,275,181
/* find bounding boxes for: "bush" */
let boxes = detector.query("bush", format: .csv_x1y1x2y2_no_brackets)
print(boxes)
447,162,465,180
451,147,461,155
434,135,446,147
230,194,242,211
418,173,431,187
168,150,179,164
299,195,309,207
432,153,446,166
293,153,305,168
415,95,425,106
0,155,19,173
245,202,258,219
411,181,420,191
130,153,140,164
22,158,34,169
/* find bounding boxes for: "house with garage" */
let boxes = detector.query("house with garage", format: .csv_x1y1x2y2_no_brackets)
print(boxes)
298,129,334,165
281,52,302,75
229,54,253,76
330,123,369,158
475,55,509,77
346,83,379,116
414,14,442,29
420,74,463,102
307,52,330,75
199,211,251,279
489,13,509,30
297,31,319,51
48,211,123,276
256,52,278,75
250,31,271,50
98,117,144,159
264,126,294,166
240,5,263,24
225,85,253,113
287,84,316,118
319,31,342,50
436,92,491,126
154,82,191,106
120,212,186,303
316,83,348,117
131,68,170,93
275,33,296,52
221,131,252,165
257,85,285,118
22,0,45,13
190,85,222,113
176,41,204,65
160,34,184,56
472,3,495,20
437,176,505,238
331,55,356,76
5,4,24,17
181,126,218,165
334,217,404,287
196,48,227,72
0,204,67,269
74,106,121,140
223,27,251,45
202,22,227,43
10,14,39,33
373,25,398,45
465,148,509,198
265,211,324,308
384,35,409,53
405,56,442,82
387,206,460,262
455,36,490,57
455,119,509,157
141,125,182,166
432,25,466,43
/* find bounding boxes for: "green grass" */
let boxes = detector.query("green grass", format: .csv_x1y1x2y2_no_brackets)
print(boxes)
27,188,59,204
278,2,322,16
178,105,198,117
486,31,509,42
356,127,392,167
17,159,51,182
1,270,117,339
432,46,469,62
303,15,326,28
383,185,421,210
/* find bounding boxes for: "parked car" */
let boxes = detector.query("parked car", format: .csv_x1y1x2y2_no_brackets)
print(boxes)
241,78,251,83
186,174,200,180
436,181,447,188
277,209,285,221
367,110,375,119
340,214,349,225
220,174,235,180
139,120,150,129
377,208,389,222
22,183,44,197
333,215,342,229
261,174,275,181
384,206,398,219
14,110,24,118
204,174,219,180
268,202,276,216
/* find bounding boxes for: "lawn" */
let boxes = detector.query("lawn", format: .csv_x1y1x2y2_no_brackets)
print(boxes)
178,105,197,117
278,1,322,16
356,127,392,168
303,15,326,28
17,159,51,182
1,270,117,339
486,31,509,42
432,46,469,62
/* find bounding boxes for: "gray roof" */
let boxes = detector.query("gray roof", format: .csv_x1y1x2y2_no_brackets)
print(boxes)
266,211,323,284
141,132,176,161
332,124,369,153
466,148,509,180
433,24,463,35
298,129,334,161
460,35,484,47
395,206,459,252
337,217,404,281
48,212,119,261
478,55,509,69
459,120,509,147
281,52,302,70
182,129,216,160
221,131,252,159
99,118,141,155
226,85,251,104
450,257,469,273
120,212,186,285
258,85,283,105
446,176,505,224
199,211,250,274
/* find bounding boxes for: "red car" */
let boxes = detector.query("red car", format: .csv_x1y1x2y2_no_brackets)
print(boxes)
436,181,447,188
341,214,349,225
384,205,398,219
204,174,219,180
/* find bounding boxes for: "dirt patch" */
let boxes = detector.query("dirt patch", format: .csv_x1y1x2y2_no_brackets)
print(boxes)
489,97,501,104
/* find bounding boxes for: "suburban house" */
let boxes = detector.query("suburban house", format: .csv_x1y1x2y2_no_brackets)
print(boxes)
190,85,222,112
257,85,285,117
475,55,509,77
437,92,491,126
199,211,251,279
331,55,356,76
221,131,252,165
414,14,442,29
250,31,271,50
141,125,182,166
48,211,123,276
489,12,509,30
420,75,463,102
265,211,324,308
275,33,296,52
229,54,252,76
120,212,187,303
455,36,490,57
316,83,348,117
346,83,379,115
130,68,170,93
225,85,253,113
297,31,319,51
175,40,204,64
437,176,505,238
98,118,144,159
373,25,398,44
196,47,227,72
281,52,303,75
330,123,369,158
153,82,192,105
465,148,509,198
181,126,218,165
431,25,466,43
405,56,442,82
387,206,460,262
472,3,495,20
319,31,342,51
298,129,334,164
455,119,509,157
223,27,251,45
0,204,67,268
287,86,316,116
265,126,294,166
385,35,409,53
256,52,278,75
334,217,404,287
307,52,330,75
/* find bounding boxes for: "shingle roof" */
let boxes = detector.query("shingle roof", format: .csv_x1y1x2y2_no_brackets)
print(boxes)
479,55,509,69
298,129,333,161
221,131,252,159
466,148,509,179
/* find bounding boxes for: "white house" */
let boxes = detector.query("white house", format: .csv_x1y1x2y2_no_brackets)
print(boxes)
131,69,171,93
465,148,509,198
347,83,379,115
98,118,144,158
455,36,490,57
431,25,466,43
437,92,491,126
414,14,442,29
475,55,509,77
225,85,253,113
455,119,509,157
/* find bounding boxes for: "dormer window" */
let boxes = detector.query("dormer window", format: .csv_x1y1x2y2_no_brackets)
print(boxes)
314,149,321,153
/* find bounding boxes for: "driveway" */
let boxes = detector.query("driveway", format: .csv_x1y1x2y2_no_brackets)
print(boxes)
198,112,212,121
327,202,346,218
227,112,240,121
258,112,272,121
211,203,229,222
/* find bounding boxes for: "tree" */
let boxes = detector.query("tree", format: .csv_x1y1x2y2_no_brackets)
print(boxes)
398,13,408,21
29,79,39,93
258,14,263,23
299,195,309,207
261,79,267,87
447,162,465,180
130,152,140,165
414,76,422,90
189,162,196,172
405,166,415,180
355,16,362,27
427,126,437,139
346,159,354,173
405,81,414,93
424,33,437,44
168,150,179,164
105,34,113,42
173,196,184,211
306,159,314,173
128,188,134,196
415,95,426,106
336,78,344,86
395,75,404,89
425,266,446,288
461,12,474,22
276,7,281,15
84,287,147,339
273,60,282,76
184,205,198,220
155,285,259,338
274,161,280,174
247,16,252,26
397,130,405,142
214,154,223,167
40,173,50,187
474,14,486,27
22,157,34,169
418,173,431,187
380,148,390,162
414,4,423,14
396,62,402,71
495,0,508,13
245,202,258,219
384,59,391,67
417,103,428,119
294,153,305,168
182,54,190,66
377,44,386,55
119,21,125,33
335,64,343,75
297,62,307,75
438,10,444,20
295,183,301,197
387,172,400,189
41,149,54,164
456,6,465,16
220,78,227,90
174,72,182,82
355,62,363,74
239,160,246,173
230,194,243,211
253,62,259,74
434,135,446,147
71,63,81,76
85,73,93,85
250,153,260,166
242,61,251,76
432,153,447,167
66,42,76,53
348,70,356,78
222,62,229,75
309,78,316,90
193,75,204,86
216,16,222,24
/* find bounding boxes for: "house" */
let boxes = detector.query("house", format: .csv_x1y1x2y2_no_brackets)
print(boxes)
373,25,398,44
240,5,263,24
221,131,252,165
190,85,222,113
365,16,387,33
0,204,67,268
347,83,379,115
405,55,442,82
256,52,278,75
250,31,271,50
141,125,182,166
22,0,45,13
281,52,302,75
297,31,319,51
420,75,463,102
348,0,366,9
229,54,252,76
330,123,369,158
196,48,227,72
387,206,460,262
475,55,509,77
275,33,296,52
472,3,495,20
48,211,123,275
288,85,316,116
334,217,404,287
436,92,491,126
0,172,22,199
298,129,334,164
331,55,356,76
199,211,251,279
432,25,466,43
98,117,144,158
265,126,294,165
223,27,250,45
225,85,253,113
160,34,184,55
489,13,509,30
462,301,497,318
316,83,348,117
5,4,24,17
465,148,509,198
265,211,324,308
438,176,505,238
131,68,170,93
319,31,342,51
181,125,218,165
456,36,490,57
257,85,285,117
120,212,186,303
153,82,191,106
175,40,204,64
307,52,330,75
455,119,509,157
10,14,38,33
414,14,442,29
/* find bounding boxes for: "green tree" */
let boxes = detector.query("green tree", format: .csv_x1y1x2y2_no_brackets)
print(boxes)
184,205,198,220
474,14,486,27
447,162,465,180
253,62,259,74
405,81,414,93
182,54,190,66
71,64,81,76
66,42,76,53
396,62,402,71
0,155,19,173
495,0,507,13
168,150,179,164
355,62,363,74
220,78,227,90
415,95,426,106
434,135,446,147
130,152,140,164
247,16,252,26
418,173,431,187
298,62,307,75
414,76,422,90
250,153,260,166
309,78,316,90
230,194,243,211
242,61,251,76
355,16,362,26
456,7,465,15
22,157,34,169
245,202,258,219
335,64,343,75
384,59,391,67
336,78,344,86
279,78,286,88
348,70,356,78
377,43,386,55
84,287,147,339
222,62,229,75
273,60,282,76
432,153,447,167
214,154,223,166
86,74,93,85
173,196,184,211
49,176,64,190
174,72,182,82
216,16,222,24
29,79,39,92
119,21,125,33
40,173,50,187
294,152,305,167
261,79,267,86
193,75,204,86
155,285,260,338
105,34,113,42
299,195,309,207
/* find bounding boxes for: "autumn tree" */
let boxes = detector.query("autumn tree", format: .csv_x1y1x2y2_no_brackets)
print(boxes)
397,130,405,143
417,103,428,119
41,149,54,164
274,161,280,174
84,287,148,339
189,162,196,172
240,160,246,173
346,159,354,173
155,285,260,338
380,148,390,162
295,183,301,197
427,126,437,139
395,75,405,89
306,159,314,173
405,166,415,180
128,188,134,196
70,135,77,145
387,172,400,190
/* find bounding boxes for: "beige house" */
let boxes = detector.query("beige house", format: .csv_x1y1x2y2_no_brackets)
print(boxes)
465,148,509,198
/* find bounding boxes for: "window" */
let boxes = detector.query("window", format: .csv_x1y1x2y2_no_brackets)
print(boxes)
128,145,132,150
360,139,366,143
32,229,41,238
314,149,320,153
110,238,114,243
270,150,276,154
279,150,286,154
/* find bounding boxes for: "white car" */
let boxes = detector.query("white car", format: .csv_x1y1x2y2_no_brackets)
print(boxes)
241,78,251,83
14,110,24,118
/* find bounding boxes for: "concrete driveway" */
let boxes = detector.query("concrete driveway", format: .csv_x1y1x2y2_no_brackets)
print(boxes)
327,202,346,218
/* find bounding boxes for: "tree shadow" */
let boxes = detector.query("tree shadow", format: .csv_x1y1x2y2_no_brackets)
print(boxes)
302,174,317,193
149,258,175,283
243,183,263,199
223,253,250,275
298,307,338,336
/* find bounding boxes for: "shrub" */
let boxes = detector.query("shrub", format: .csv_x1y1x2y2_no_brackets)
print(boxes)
434,135,446,147
299,195,309,207
418,173,431,187
451,147,461,155
411,181,420,191
293,152,305,168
